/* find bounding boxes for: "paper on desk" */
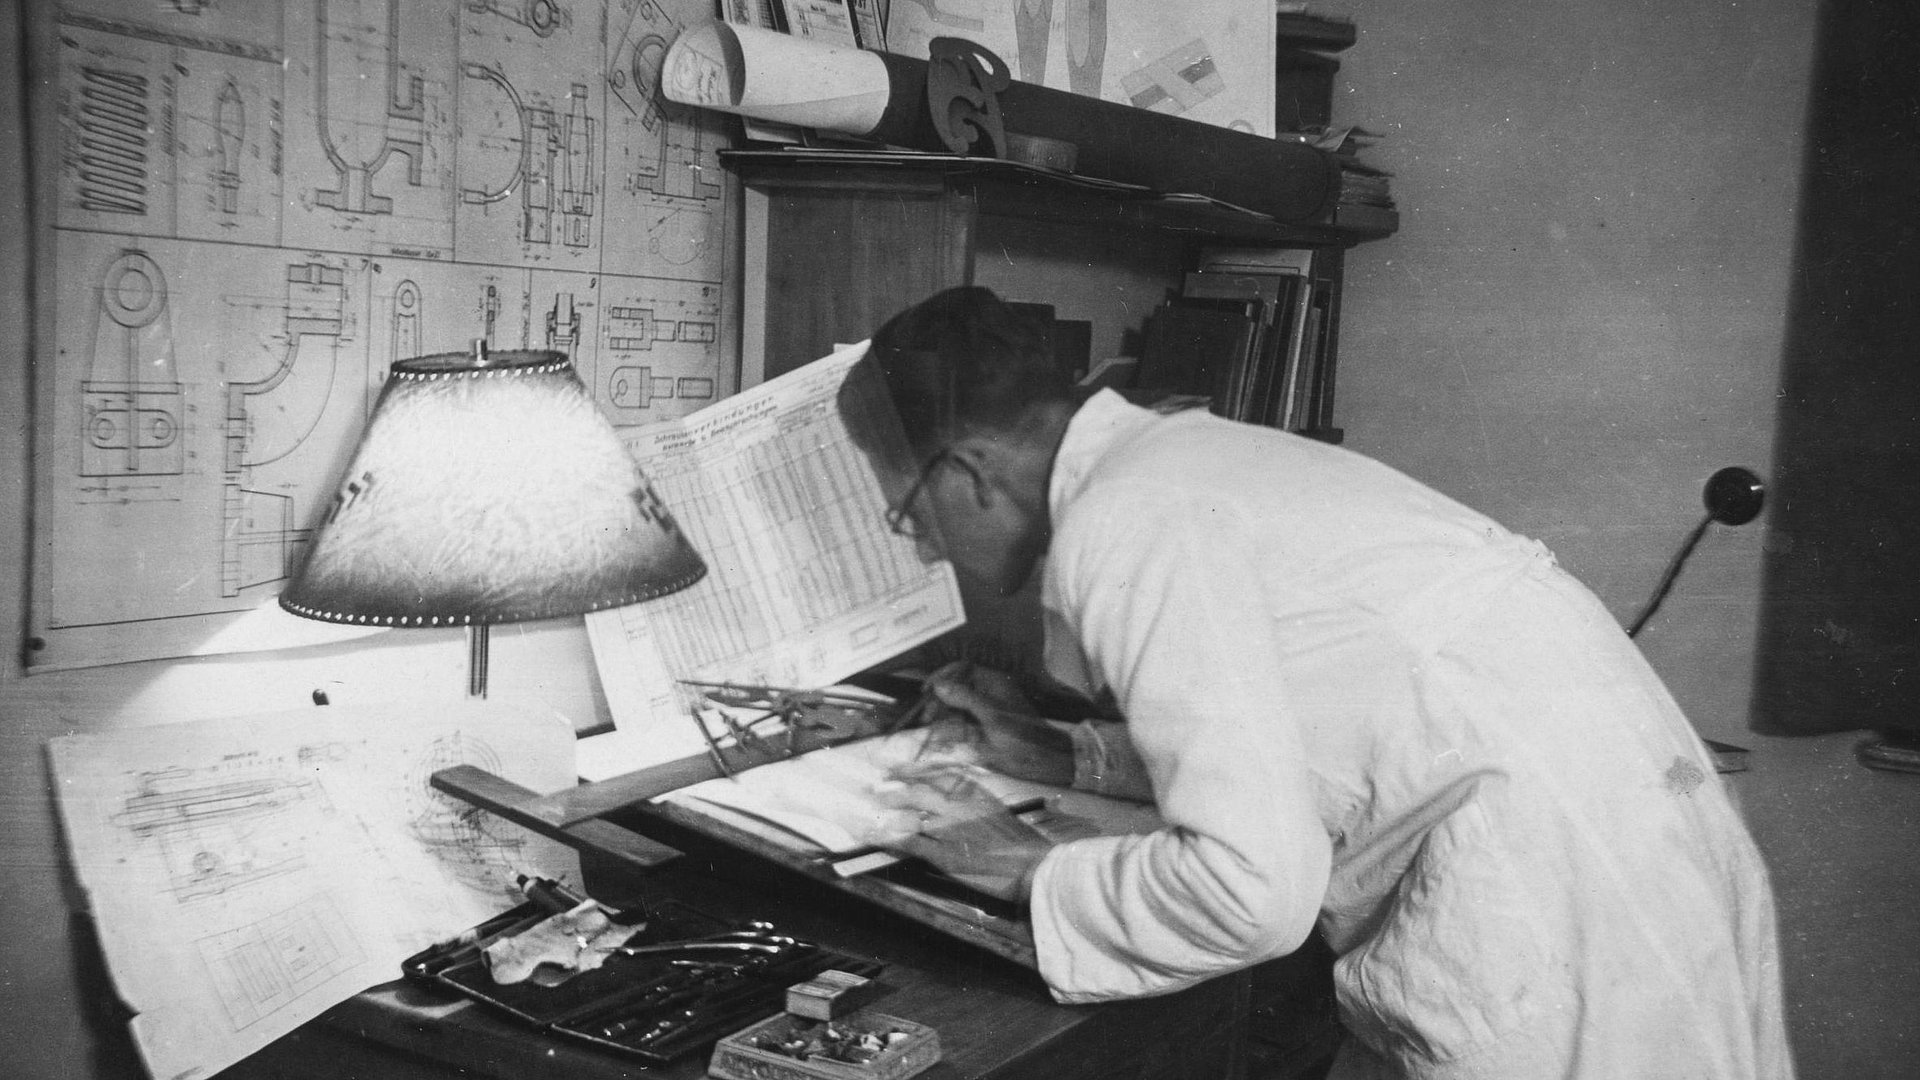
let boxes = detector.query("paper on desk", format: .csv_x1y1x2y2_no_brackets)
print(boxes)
49,699,580,1080
583,342,966,777
659,728,1164,857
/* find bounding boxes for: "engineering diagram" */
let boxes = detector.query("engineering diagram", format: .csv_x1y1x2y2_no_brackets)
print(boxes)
311,0,428,216
83,250,184,481
32,0,739,670
403,733,532,895
109,765,320,903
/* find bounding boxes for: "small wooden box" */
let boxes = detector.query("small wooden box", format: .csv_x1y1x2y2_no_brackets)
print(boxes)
708,1011,940,1080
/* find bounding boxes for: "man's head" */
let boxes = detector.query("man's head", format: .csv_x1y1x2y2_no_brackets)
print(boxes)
855,287,1078,595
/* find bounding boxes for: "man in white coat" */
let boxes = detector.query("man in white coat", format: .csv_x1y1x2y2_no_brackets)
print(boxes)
853,286,1793,1079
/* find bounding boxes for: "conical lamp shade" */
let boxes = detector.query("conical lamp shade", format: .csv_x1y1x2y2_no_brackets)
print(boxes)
281,348,705,628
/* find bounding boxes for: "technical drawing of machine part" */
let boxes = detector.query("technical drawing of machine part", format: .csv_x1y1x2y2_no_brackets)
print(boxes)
607,18,669,130
468,0,567,37
1013,0,1107,97
391,278,422,359
896,0,987,34
215,77,245,215
1121,37,1224,116
609,364,667,409
83,250,185,477
75,66,154,216
607,1,723,201
481,282,502,345
312,0,427,215
219,261,348,597
546,291,579,352
110,766,316,903
461,64,597,247
407,734,530,896
556,84,596,246
604,301,719,409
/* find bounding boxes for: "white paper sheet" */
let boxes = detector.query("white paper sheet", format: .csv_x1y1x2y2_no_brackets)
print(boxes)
49,699,581,1080
658,727,1163,869
662,22,892,134
583,342,966,774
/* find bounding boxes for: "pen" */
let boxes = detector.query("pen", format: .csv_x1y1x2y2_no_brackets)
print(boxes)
517,873,587,913
407,906,551,974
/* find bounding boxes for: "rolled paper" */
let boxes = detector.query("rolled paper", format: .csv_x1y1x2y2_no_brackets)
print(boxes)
661,22,892,135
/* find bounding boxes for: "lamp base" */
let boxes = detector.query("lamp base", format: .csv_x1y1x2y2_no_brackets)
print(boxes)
469,624,489,698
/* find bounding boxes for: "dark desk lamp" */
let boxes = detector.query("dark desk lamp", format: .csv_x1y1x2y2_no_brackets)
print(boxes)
1627,466,1767,637
280,344,706,697
1627,466,1766,769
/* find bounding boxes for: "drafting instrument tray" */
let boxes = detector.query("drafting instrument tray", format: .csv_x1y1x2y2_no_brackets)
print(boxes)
402,899,883,1064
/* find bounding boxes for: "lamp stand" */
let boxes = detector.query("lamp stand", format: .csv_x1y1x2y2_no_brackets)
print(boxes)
468,624,490,698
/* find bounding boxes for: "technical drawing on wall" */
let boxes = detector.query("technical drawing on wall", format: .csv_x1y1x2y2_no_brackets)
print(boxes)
83,250,184,481
884,0,1274,135
30,0,740,669
310,0,429,217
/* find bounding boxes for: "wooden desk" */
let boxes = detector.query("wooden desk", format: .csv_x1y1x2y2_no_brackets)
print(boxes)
220,853,1254,1080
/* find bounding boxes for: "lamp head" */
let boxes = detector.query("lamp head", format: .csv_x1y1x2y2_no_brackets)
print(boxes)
1703,466,1766,527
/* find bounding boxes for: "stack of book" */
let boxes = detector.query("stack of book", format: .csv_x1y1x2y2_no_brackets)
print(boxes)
1135,247,1343,441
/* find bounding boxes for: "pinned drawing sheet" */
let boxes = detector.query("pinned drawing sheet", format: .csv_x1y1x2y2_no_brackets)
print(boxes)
581,342,966,779
49,699,581,1080
883,0,1279,137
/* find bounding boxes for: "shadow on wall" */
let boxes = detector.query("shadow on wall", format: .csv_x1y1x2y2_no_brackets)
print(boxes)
1753,0,1920,742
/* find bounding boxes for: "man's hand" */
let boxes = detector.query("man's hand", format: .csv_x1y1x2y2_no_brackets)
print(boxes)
865,763,1053,903
907,662,1076,786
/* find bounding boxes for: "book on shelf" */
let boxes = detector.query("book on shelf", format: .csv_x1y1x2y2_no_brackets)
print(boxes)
1137,297,1264,416
1182,269,1301,426
1178,248,1327,430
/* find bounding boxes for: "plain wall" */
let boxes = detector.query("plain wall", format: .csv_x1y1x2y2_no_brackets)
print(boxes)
1333,0,1813,752
0,1,1877,1078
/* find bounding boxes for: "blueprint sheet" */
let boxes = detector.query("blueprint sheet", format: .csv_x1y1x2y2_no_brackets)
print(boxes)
27,0,738,671
49,699,580,1080
883,0,1277,137
581,342,965,777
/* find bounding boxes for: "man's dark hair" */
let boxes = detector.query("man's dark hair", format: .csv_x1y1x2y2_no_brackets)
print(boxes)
865,286,1071,455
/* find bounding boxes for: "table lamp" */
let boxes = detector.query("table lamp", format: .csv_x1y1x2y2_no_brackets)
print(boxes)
280,344,706,697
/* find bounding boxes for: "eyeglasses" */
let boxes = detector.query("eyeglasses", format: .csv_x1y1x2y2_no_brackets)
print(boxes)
885,449,952,542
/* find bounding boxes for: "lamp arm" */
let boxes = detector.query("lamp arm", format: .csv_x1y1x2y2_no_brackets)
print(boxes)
1627,513,1713,640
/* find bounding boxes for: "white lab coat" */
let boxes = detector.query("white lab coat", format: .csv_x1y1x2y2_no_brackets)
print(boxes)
1026,391,1792,1079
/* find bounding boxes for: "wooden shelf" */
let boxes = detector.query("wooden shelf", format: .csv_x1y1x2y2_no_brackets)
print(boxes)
723,148,1398,248
727,148,1395,384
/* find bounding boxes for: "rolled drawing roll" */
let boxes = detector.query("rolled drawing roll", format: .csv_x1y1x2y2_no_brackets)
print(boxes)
662,22,892,136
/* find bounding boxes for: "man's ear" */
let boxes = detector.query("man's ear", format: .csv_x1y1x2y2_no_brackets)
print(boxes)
941,442,999,510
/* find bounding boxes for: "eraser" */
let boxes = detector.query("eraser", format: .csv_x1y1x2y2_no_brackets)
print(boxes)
786,969,888,1020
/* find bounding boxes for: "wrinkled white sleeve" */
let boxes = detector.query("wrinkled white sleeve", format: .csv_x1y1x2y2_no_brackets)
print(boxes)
1031,490,1331,1003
